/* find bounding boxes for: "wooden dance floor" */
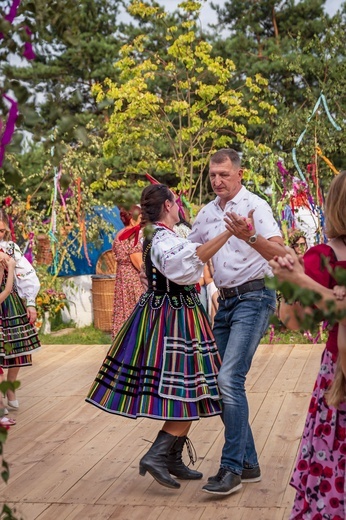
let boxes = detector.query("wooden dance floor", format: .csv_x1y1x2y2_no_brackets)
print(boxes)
0,342,324,520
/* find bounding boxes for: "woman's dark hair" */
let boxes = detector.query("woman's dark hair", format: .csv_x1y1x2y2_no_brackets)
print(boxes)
119,205,141,226
176,213,192,229
140,184,174,226
119,208,132,226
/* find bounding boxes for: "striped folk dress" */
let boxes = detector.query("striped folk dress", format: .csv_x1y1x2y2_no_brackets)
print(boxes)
0,276,41,367
86,226,222,421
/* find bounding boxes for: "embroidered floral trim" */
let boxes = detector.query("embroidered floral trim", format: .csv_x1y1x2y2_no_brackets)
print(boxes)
139,290,200,310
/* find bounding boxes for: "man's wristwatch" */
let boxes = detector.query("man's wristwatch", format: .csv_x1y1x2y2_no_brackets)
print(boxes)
247,233,258,244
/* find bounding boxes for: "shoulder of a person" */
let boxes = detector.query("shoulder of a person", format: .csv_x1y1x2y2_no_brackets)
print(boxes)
244,189,270,207
305,243,332,256
3,240,21,254
303,243,334,266
197,200,215,215
153,227,173,239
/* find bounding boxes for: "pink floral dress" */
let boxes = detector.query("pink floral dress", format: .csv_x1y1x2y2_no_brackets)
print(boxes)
111,235,143,338
289,244,346,520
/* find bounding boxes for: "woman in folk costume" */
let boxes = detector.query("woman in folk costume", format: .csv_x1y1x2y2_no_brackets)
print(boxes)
0,208,41,409
0,253,17,426
87,184,232,490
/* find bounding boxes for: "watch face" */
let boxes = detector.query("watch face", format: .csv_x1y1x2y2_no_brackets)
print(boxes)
249,234,257,244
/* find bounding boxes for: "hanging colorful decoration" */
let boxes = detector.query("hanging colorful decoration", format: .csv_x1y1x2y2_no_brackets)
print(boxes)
144,172,194,220
0,0,36,167
315,146,340,176
292,92,341,182
0,95,18,167
76,177,92,267
276,158,325,246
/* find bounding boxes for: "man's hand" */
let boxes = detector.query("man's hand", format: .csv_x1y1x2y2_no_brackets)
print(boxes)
224,209,255,242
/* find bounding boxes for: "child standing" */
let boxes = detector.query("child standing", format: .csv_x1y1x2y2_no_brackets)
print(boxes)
0,209,41,410
0,254,17,426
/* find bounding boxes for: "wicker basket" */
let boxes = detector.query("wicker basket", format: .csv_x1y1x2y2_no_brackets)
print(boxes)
96,250,117,275
36,234,53,265
91,275,116,332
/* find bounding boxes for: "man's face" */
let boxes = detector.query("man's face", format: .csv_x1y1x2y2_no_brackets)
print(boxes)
209,157,243,202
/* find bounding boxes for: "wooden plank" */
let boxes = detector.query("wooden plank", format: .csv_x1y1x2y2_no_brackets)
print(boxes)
294,343,324,392
0,343,318,520
269,344,313,393
249,345,293,393
239,391,312,508
201,506,285,520
0,503,50,520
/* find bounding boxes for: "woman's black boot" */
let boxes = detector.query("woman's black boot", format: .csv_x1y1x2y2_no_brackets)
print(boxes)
139,430,181,488
166,436,203,480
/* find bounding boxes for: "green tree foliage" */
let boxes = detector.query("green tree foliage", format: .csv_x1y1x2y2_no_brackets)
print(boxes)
209,0,346,219
212,0,331,103
3,0,123,157
94,0,276,203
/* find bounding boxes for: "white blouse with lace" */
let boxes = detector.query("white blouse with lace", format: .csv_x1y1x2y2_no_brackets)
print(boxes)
0,240,40,307
151,227,204,286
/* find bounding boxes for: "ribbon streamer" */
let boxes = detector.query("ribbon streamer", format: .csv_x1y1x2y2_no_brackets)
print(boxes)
0,95,18,167
76,177,92,267
315,146,340,175
292,93,341,181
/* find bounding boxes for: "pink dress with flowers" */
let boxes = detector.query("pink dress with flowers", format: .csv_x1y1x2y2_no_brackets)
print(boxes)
111,235,143,339
289,244,346,520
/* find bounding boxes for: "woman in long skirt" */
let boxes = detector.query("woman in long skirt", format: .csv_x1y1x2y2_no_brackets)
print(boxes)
87,184,232,489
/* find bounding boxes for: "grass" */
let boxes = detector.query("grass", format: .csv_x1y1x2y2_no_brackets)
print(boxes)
39,325,112,345
38,323,326,345
261,325,326,345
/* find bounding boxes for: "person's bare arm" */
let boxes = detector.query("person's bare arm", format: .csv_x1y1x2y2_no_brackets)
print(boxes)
195,230,232,264
203,263,213,285
0,257,15,304
224,209,286,261
338,324,346,376
270,251,346,313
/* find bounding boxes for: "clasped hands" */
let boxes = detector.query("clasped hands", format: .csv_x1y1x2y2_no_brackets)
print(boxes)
224,209,255,241
0,251,15,270
269,248,346,301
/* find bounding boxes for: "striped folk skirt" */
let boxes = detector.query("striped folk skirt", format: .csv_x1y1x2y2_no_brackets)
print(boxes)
0,284,41,368
86,291,222,420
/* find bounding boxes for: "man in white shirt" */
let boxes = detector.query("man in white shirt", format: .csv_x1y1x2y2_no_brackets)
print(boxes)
189,148,286,495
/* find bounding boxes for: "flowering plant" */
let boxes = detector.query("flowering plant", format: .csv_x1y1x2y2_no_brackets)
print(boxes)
36,288,69,320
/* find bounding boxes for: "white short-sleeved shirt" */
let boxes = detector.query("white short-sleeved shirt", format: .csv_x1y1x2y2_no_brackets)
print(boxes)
151,227,204,286
189,186,282,288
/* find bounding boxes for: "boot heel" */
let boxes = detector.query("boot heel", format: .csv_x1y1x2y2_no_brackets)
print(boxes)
139,464,147,476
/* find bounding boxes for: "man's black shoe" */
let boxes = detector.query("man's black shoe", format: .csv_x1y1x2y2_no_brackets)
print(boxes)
208,465,261,483
202,468,242,495
241,465,261,482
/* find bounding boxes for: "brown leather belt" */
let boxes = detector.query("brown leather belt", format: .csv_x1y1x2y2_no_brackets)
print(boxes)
218,279,265,300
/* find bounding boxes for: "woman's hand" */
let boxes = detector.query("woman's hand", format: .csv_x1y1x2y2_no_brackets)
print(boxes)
26,306,37,325
4,256,15,270
333,285,346,301
224,209,255,242
269,247,304,282
0,252,11,268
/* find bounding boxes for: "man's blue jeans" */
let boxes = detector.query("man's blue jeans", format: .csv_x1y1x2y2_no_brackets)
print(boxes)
213,287,276,475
